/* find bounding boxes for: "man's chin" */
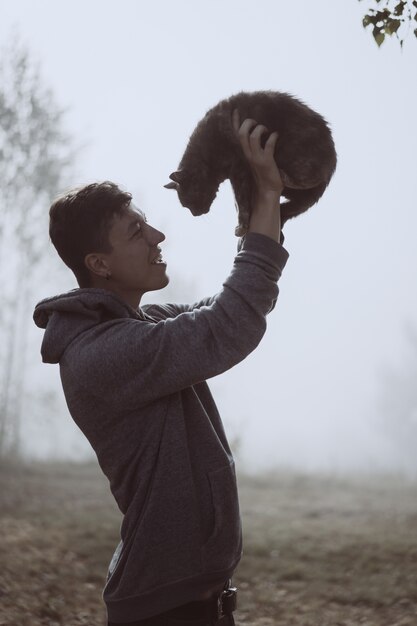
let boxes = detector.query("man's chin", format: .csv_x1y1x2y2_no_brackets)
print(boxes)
150,274,170,292
138,273,170,298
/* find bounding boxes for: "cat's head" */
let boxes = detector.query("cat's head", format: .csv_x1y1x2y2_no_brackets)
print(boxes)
164,168,218,216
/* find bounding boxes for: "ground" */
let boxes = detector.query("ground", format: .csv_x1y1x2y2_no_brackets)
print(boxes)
0,461,416,626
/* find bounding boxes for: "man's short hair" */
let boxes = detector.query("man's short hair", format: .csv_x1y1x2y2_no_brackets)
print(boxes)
49,181,132,287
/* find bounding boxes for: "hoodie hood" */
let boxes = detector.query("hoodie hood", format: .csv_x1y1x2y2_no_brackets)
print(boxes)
33,288,148,364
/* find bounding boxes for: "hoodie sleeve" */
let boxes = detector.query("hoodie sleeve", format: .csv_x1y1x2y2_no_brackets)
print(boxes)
65,233,289,409
142,231,285,320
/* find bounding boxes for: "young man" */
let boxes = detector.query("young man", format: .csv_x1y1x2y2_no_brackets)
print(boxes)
33,110,289,626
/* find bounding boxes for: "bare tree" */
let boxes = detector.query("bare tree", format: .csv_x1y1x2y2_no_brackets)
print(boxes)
0,33,74,457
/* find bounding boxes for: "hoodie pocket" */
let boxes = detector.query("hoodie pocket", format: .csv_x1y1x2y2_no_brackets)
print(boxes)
202,461,242,571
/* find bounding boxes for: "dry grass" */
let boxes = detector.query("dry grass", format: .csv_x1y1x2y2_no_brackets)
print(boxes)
236,471,417,626
1,460,416,626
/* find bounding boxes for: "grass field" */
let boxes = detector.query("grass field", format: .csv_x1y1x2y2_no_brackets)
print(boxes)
1,460,416,626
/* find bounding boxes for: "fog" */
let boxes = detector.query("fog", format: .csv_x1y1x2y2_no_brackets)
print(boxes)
2,0,417,475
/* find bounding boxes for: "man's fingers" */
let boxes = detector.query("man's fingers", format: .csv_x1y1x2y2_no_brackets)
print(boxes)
233,112,277,162
237,118,259,157
232,114,282,196
239,118,258,134
249,124,270,152
232,110,257,135
264,131,279,155
249,124,269,137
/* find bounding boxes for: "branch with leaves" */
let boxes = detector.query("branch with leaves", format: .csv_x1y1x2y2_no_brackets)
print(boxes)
360,0,417,47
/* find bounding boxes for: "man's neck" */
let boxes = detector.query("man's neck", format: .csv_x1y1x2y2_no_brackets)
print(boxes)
89,280,142,311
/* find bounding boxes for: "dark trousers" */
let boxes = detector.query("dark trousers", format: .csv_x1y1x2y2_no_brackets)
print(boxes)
108,617,234,626
108,600,236,626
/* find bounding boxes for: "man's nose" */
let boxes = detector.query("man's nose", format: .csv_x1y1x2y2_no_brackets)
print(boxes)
146,225,165,245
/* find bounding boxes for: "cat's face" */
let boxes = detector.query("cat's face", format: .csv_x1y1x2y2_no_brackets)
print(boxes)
164,168,218,215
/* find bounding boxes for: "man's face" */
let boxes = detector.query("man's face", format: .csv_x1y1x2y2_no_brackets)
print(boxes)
104,202,169,299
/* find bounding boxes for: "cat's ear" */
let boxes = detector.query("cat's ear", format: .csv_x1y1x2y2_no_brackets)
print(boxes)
164,169,186,190
169,170,187,184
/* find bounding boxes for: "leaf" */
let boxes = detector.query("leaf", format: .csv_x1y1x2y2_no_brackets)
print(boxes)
391,18,402,33
385,18,401,34
373,9,391,26
394,1,406,16
373,27,385,46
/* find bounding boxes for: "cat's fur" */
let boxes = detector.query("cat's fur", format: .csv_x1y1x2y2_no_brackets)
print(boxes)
164,90,337,236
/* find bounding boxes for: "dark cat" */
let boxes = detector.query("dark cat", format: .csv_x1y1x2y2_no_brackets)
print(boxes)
164,90,337,236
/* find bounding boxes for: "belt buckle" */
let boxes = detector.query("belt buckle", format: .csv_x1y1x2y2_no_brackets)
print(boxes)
216,584,238,620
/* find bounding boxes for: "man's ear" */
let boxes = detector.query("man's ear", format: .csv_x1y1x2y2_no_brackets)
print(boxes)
84,253,110,279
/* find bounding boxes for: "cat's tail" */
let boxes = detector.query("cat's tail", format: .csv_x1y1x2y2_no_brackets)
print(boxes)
280,181,329,225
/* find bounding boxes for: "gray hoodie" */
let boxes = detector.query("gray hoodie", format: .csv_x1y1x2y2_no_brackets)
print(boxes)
33,232,289,622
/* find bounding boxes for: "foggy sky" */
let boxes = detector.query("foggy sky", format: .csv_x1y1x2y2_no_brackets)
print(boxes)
2,0,417,474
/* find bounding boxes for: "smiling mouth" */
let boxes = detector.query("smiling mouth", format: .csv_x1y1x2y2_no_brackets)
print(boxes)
151,251,166,265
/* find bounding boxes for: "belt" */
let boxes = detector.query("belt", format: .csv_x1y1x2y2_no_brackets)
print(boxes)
165,579,238,622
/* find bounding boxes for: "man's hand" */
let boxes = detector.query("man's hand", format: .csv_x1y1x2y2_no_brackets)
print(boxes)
232,108,284,198
232,108,283,243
